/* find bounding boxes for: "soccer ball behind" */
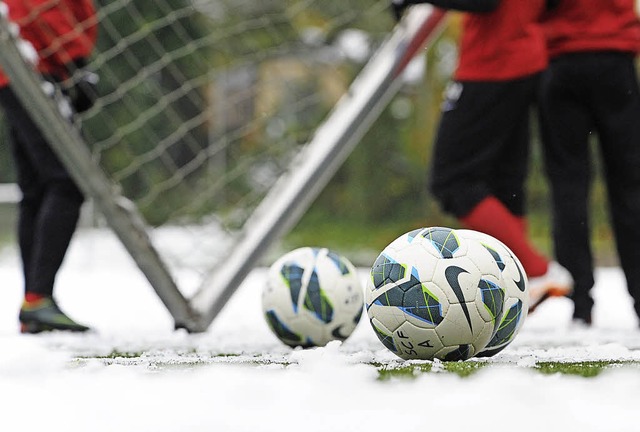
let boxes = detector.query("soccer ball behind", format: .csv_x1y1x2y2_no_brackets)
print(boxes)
262,247,364,348
457,230,529,357
366,227,507,361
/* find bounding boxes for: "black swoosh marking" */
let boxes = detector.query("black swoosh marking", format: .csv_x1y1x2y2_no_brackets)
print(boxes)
510,253,526,292
444,266,473,332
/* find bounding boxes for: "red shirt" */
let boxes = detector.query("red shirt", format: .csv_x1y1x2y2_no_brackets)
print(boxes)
542,0,640,58
0,0,97,87
455,0,548,81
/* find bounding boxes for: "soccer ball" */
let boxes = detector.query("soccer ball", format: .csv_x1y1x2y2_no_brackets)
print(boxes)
262,247,364,348
456,229,529,357
365,227,508,361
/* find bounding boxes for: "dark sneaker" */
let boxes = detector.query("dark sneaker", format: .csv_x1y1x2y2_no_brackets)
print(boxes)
572,308,592,326
571,317,592,328
19,297,90,334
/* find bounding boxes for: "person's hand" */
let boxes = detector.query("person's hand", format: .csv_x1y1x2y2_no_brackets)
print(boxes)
391,0,410,21
61,58,99,113
66,69,99,113
546,0,560,10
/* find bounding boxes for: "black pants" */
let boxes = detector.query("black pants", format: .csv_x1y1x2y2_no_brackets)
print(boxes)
539,52,640,318
0,86,84,297
429,75,539,218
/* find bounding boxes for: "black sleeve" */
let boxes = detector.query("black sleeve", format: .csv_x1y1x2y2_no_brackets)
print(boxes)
405,0,500,13
545,0,560,10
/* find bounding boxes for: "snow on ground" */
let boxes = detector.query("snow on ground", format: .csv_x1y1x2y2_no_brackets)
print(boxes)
1,228,640,432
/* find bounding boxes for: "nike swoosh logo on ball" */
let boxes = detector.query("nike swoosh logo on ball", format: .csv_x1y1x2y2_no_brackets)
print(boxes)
510,254,526,292
444,265,473,332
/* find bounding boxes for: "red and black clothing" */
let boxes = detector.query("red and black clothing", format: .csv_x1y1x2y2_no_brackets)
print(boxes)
0,0,97,298
538,0,640,321
424,0,551,277
0,0,97,86
454,0,547,81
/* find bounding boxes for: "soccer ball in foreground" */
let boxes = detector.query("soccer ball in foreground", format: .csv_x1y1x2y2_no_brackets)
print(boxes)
262,247,364,348
456,229,529,357
366,227,513,361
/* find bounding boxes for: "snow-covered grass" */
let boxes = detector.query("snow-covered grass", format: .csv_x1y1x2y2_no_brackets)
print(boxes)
1,228,640,432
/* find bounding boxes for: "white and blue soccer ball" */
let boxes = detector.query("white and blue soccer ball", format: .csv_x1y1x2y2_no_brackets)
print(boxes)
262,247,364,348
366,227,524,361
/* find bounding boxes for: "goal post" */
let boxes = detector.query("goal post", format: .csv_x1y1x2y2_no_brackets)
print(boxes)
0,1,448,333
191,6,448,328
0,10,200,331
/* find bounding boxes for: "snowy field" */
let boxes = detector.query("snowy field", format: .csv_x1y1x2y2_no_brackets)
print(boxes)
1,228,640,432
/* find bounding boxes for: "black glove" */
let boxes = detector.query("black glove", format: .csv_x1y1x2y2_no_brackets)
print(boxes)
391,0,431,21
391,0,410,21
67,69,99,112
546,0,560,10
62,58,99,113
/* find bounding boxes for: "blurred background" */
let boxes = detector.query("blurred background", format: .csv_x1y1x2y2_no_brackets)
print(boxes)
0,0,616,267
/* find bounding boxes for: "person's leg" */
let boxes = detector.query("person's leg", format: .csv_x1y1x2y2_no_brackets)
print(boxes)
8,127,44,293
590,53,640,321
429,77,549,277
0,86,88,332
28,179,84,296
539,55,595,321
0,87,84,297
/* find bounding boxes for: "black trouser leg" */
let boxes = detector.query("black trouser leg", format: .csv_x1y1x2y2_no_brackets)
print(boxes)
592,55,640,317
0,86,84,297
28,181,83,295
539,58,596,317
429,76,537,218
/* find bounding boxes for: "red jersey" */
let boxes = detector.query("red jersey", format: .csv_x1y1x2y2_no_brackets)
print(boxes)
0,0,97,87
542,0,640,58
455,0,548,81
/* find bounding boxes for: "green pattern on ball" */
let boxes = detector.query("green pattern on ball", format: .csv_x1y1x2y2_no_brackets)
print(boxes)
303,270,334,323
371,254,406,289
421,227,460,258
479,279,505,322
264,310,303,347
484,299,523,352
371,320,398,353
280,263,304,312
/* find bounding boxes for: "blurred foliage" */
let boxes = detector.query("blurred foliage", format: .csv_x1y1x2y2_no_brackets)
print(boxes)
0,3,617,261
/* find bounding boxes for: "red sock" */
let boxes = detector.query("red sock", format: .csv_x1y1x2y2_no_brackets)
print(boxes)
24,292,46,304
460,196,548,277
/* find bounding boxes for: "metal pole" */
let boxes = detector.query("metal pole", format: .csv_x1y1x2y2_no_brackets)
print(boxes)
0,14,202,331
192,6,448,329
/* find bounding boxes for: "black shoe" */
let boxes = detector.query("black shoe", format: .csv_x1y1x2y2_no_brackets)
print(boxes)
19,297,90,334
572,309,592,327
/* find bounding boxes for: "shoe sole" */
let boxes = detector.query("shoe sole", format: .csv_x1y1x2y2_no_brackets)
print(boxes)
529,287,572,313
20,321,90,334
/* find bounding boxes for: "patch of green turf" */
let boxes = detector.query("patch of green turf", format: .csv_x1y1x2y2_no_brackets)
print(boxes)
376,361,489,380
376,360,640,380
73,352,640,379
81,351,145,359
534,360,638,378
377,363,432,380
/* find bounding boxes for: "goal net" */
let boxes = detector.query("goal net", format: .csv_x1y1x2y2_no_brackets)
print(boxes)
0,0,447,331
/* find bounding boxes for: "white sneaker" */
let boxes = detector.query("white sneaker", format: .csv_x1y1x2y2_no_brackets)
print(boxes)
528,261,574,312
